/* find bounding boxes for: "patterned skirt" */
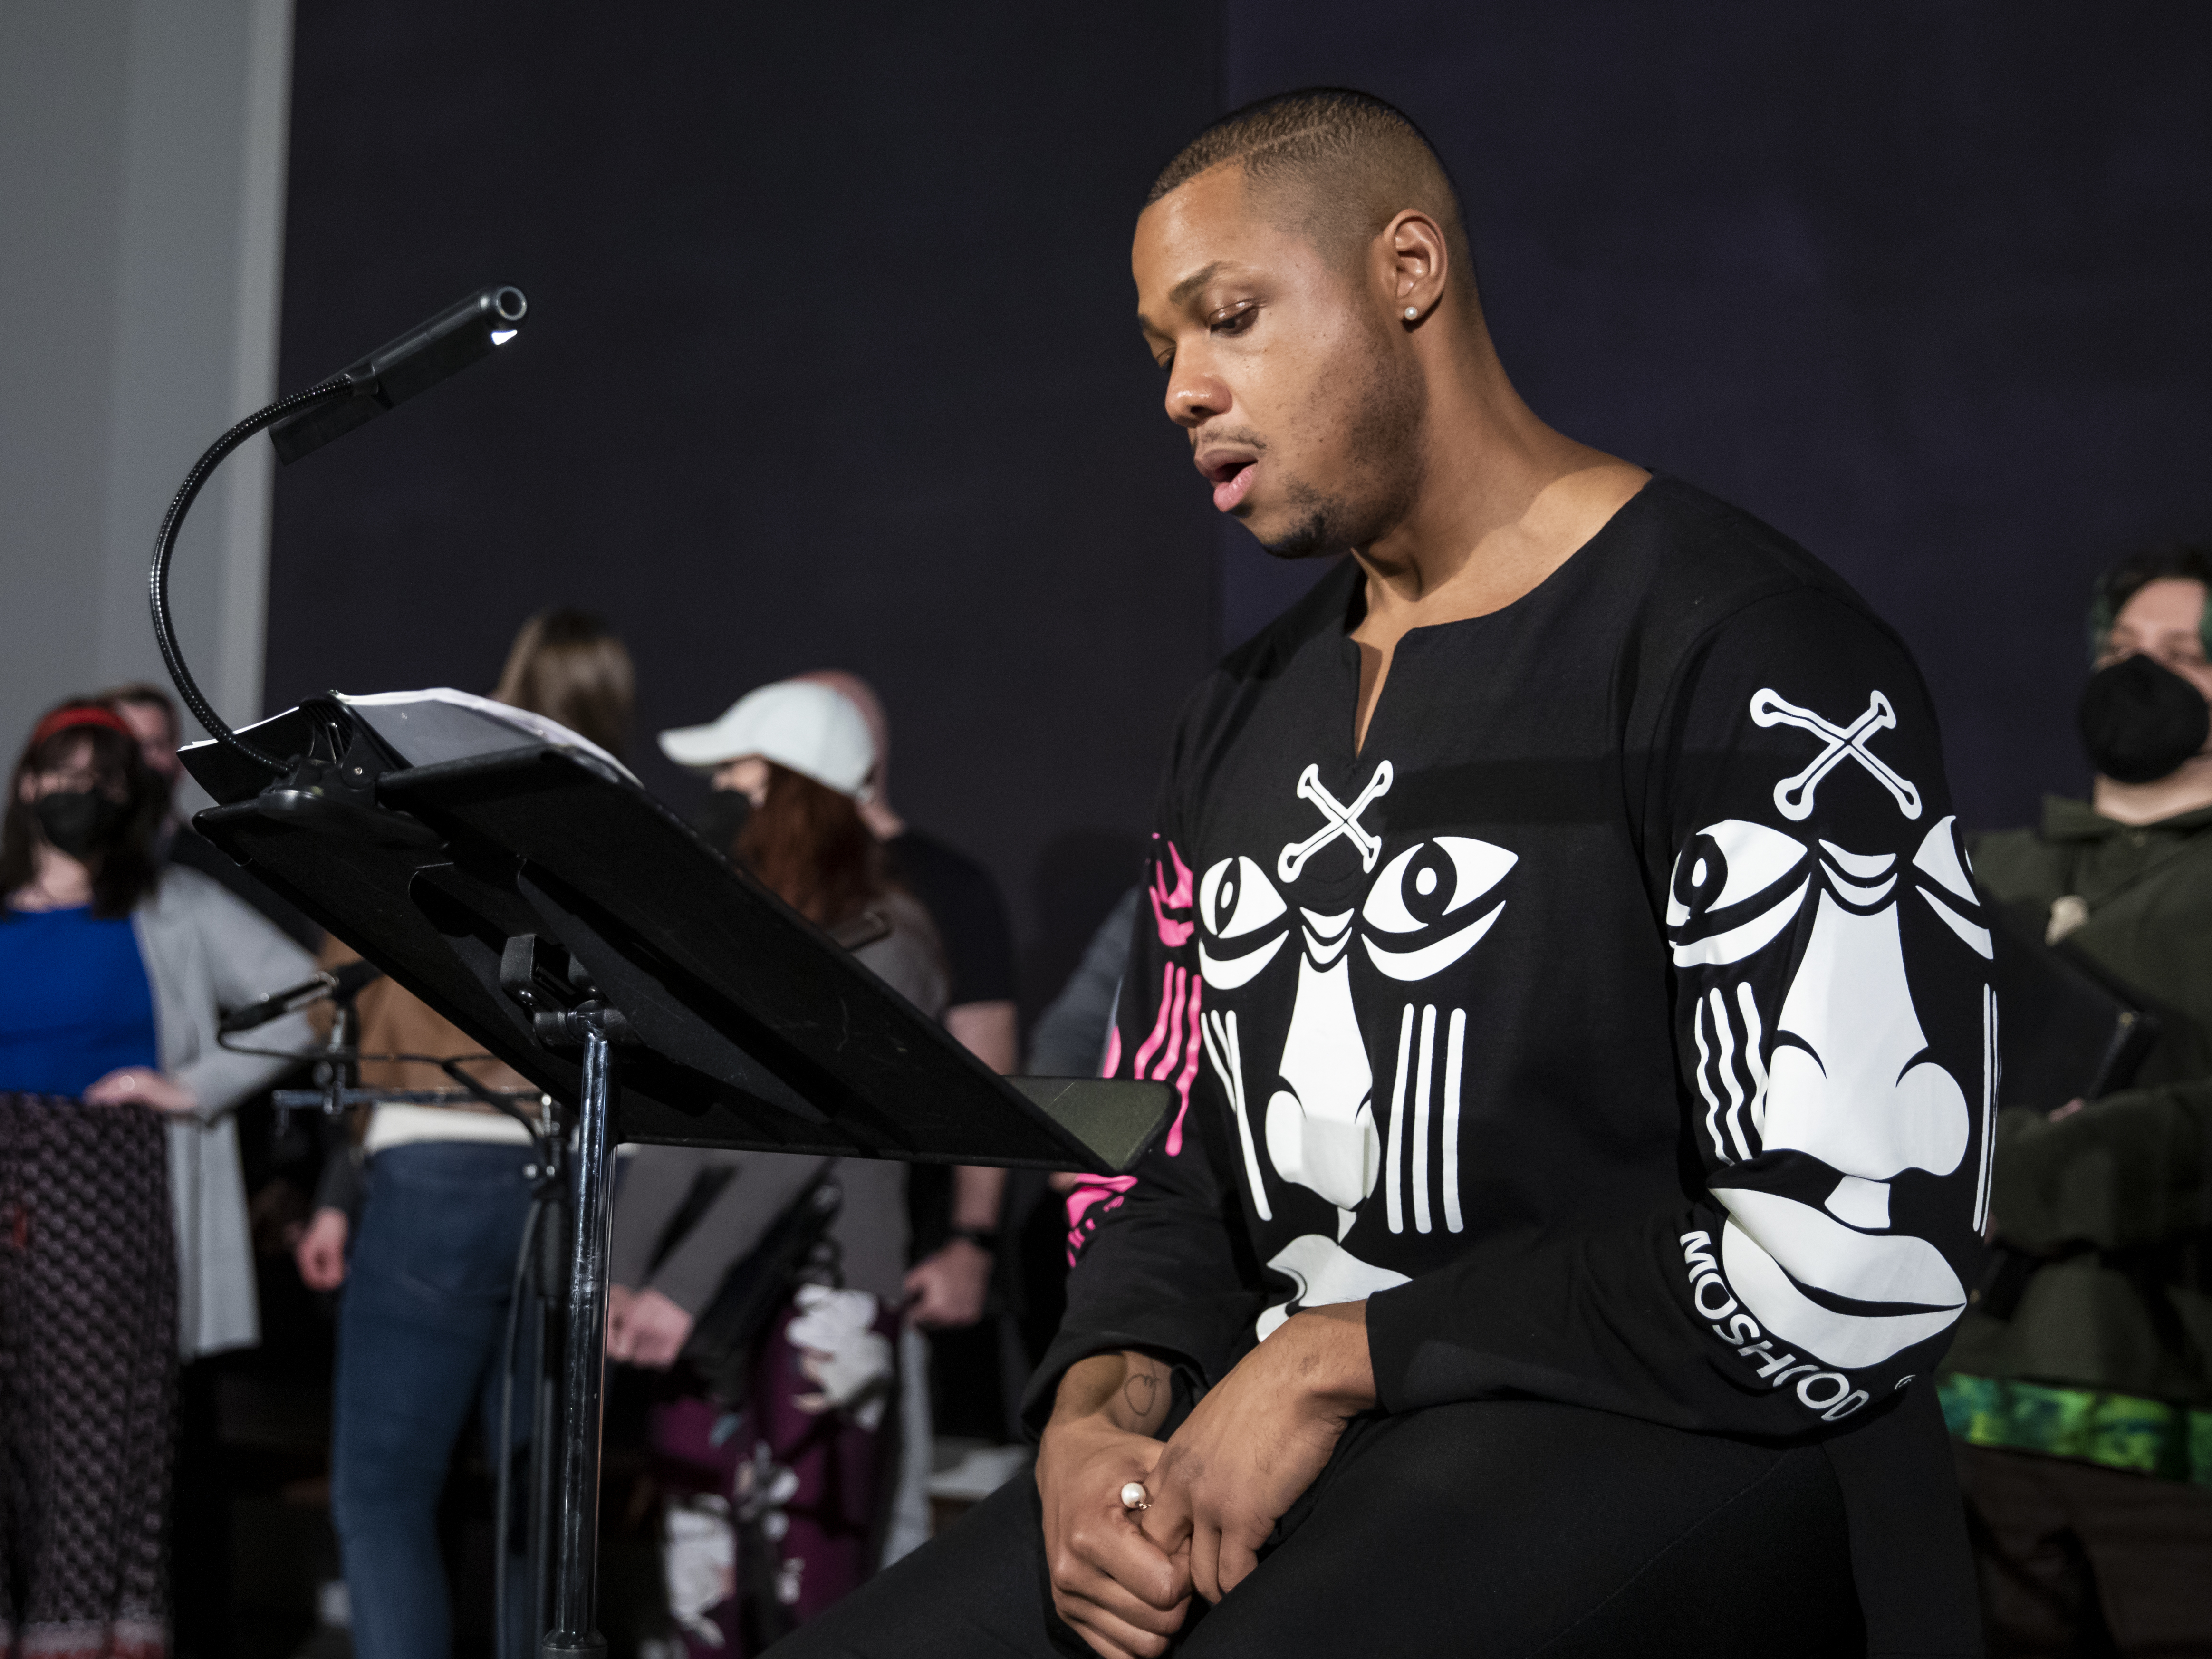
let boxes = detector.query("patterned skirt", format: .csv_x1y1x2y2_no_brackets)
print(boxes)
0,1095,177,1659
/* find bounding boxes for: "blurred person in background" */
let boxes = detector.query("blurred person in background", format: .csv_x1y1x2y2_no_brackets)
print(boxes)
612,677,947,1654
291,608,635,1659
667,673,1018,1531
490,606,638,751
670,677,1013,1314
102,678,322,1657
794,671,1019,1330
0,700,317,1657
1943,546,2212,1657
102,680,320,949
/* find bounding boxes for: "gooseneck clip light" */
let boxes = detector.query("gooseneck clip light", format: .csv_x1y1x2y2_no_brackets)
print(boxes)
148,283,528,775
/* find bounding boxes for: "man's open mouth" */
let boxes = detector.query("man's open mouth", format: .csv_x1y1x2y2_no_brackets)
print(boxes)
1198,450,1258,514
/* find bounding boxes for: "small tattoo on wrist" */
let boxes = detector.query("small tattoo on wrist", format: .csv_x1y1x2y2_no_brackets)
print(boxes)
1124,1370,1159,1418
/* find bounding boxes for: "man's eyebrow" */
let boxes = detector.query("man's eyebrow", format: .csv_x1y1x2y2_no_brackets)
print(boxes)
1136,260,1230,338
1168,261,1227,309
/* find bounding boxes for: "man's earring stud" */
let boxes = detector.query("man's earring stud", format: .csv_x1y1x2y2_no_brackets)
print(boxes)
1403,306,1419,321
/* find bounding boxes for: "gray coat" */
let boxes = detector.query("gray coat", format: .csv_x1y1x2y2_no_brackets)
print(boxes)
609,890,949,1313
133,865,318,1357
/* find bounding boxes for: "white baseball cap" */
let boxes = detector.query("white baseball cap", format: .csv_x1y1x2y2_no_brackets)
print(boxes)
657,679,876,799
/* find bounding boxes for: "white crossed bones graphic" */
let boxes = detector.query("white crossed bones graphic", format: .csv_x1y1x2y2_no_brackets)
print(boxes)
1278,761,1394,882
1750,688,1922,821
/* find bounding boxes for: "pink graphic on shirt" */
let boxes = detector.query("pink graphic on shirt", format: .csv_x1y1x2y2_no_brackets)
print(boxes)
1066,839,1212,1264
1156,967,1189,1081
1125,963,1204,1158
1150,838,1195,947
1165,980,1202,1155
1065,1175,1137,1264
1132,963,1179,1079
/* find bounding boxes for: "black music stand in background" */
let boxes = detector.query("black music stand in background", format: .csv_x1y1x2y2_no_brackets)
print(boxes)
182,702,1168,1659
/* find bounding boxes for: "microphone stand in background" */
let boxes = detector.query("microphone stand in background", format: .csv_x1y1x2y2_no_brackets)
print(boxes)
315,973,357,1125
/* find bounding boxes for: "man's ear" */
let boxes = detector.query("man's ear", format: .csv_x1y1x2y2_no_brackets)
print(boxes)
1381,210,1450,322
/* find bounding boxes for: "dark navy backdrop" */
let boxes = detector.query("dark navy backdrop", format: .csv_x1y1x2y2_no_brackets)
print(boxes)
268,3,2211,1015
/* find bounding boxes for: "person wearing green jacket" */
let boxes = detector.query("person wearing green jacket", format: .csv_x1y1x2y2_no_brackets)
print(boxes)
1946,545,2212,1657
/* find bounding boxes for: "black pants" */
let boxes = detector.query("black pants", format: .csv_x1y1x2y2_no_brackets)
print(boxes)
773,1400,1864,1658
1955,1442,2212,1658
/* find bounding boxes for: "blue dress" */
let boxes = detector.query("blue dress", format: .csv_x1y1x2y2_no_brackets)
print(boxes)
0,905,160,1096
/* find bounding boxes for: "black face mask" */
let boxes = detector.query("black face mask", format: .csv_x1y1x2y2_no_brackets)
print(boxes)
33,790,128,860
689,788,752,858
2078,654,2212,785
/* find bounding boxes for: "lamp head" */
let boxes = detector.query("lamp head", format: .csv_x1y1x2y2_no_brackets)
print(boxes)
269,284,527,464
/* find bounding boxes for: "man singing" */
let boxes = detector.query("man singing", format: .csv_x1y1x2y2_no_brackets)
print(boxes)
787,88,1986,1657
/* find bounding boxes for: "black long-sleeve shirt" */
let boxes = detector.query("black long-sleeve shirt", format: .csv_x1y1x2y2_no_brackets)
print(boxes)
1034,477,1989,1650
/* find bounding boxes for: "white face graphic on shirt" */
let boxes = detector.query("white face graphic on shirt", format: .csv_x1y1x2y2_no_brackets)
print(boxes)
1196,760,1516,1336
1193,685,1989,1362
1668,687,1994,1370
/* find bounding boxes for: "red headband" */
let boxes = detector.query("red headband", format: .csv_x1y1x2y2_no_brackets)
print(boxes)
30,705,134,749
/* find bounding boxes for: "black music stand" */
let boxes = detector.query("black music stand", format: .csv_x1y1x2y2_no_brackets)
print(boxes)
183,701,1167,1659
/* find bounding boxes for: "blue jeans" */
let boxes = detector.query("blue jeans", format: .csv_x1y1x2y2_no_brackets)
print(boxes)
331,1141,538,1659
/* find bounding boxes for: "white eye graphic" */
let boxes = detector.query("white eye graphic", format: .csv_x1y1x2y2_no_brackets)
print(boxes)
1911,815,1992,959
1669,820,1811,967
1363,838,1515,934
1201,855,1287,940
1669,820,1808,926
1199,855,1291,990
1361,836,1517,982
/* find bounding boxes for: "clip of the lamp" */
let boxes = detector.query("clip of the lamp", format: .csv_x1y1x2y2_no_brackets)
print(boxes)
268,284,528,465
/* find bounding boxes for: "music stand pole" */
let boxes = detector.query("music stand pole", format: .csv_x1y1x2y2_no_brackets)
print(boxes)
543,1012,620,1658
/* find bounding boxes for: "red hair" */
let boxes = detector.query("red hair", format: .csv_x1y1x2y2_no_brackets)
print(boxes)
733,763,882,928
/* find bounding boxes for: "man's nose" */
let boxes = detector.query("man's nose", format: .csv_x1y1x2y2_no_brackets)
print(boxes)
1165,367,1229,429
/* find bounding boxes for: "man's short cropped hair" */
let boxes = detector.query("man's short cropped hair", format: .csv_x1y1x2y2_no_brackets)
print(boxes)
1150,87,1460,277
1146,87,1473,279
2087,542,2212,661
